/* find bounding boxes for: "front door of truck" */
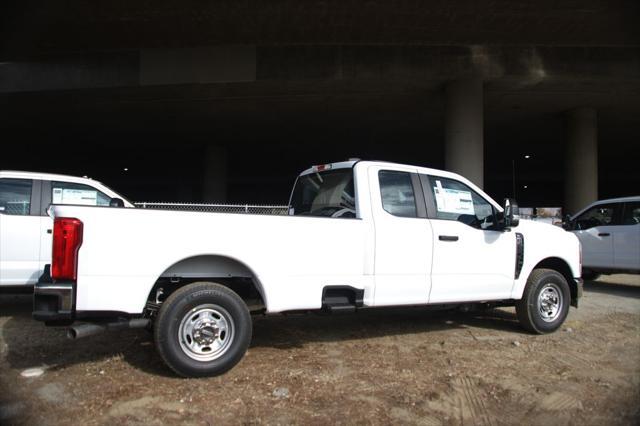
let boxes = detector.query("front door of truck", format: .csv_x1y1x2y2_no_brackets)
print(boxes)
370,166,433,306
572,203,617,269
424,175,515,303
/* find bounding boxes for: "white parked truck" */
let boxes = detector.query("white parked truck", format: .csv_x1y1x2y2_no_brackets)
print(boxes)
0,171,133,287
33,161,582,377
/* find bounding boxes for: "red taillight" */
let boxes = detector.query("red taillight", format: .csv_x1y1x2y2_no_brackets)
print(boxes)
51,218,83,281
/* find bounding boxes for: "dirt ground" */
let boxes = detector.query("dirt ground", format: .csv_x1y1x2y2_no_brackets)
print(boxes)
1,275,639,426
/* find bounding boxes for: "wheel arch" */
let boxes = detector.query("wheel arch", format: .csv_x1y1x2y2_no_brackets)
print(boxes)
532,257,578,303
149,254,268,310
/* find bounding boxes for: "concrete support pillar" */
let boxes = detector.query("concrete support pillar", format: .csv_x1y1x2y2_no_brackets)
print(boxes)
202,145,228,203
445,78,484,188
565,107,598,215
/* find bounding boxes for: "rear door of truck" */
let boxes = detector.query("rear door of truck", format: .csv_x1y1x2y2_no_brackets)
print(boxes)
368,165,434,306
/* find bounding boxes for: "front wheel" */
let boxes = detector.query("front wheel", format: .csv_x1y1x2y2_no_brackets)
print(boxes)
516,268,570,334
154,282,252,377
581,269,600,281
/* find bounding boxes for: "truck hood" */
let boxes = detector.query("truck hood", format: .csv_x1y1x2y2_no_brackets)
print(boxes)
515,218,581,252
516,218,567,237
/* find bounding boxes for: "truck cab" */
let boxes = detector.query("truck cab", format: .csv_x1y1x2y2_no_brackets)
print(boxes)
290,161,522,306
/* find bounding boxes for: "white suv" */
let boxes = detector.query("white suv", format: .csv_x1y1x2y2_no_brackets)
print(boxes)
0,171,133,287
565,196,640,276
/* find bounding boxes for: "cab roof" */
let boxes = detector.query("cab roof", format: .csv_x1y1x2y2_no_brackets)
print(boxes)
0,170,134,207
0,170,102,184
571,195,640,219
300,160,479,184
298,160,501,210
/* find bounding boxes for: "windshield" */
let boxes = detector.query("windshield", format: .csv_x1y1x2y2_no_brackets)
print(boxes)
289,169,356,218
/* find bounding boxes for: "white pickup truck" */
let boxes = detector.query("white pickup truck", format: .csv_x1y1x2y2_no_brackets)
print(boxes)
33,160,582,377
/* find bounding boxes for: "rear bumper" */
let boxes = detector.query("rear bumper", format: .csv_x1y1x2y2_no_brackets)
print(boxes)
33,267,74,323
571,277,583,308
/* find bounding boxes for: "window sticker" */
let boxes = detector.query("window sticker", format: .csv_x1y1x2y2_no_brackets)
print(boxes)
52,188,98,206
433,181,474,215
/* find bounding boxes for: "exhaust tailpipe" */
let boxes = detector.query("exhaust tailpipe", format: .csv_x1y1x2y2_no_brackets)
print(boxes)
67,323,106,339
67,318,150,340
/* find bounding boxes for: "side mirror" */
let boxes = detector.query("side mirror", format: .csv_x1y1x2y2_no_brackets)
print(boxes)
562,214,573,230
109,198,125,207
503,198,520,228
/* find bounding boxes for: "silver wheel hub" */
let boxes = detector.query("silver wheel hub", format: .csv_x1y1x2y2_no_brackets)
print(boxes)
537,283,563,323
193,323,219,345
178,304,235,362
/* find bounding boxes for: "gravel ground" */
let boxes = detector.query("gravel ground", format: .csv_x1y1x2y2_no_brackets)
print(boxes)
1,275,639,425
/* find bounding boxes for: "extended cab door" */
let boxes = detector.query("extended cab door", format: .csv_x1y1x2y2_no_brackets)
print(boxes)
369,166,433,306
0,178,42,285
423,175,516,303
614,202,640,270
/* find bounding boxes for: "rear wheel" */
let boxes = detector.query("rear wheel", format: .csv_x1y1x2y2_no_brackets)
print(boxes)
154,282,252,377
516,268,570,334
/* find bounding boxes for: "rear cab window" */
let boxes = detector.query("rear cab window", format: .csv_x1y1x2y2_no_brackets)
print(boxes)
289,168,356,218
51,181,112,206
0,178,33,215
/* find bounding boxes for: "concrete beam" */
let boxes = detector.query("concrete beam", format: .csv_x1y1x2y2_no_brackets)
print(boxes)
445,78,484,188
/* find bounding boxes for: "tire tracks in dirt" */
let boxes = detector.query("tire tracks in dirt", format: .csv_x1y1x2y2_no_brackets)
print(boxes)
453,376,494,426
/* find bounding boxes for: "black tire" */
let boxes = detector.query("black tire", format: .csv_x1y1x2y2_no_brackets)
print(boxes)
516,268,571,334
154,282,252,377
581,269,600,281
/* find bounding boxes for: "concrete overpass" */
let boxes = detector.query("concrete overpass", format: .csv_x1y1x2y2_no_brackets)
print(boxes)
1,1,639,213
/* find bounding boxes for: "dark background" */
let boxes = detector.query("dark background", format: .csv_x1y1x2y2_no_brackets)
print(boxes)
1,1,639,206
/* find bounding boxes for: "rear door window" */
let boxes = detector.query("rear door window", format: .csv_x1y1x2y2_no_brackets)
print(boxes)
378,170,417,218
52,181,111,206
622,202,640,225
0,178,32,215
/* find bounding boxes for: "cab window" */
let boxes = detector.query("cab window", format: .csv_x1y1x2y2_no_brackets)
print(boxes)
0,178,32,215
379,170,417,218
289,169,356,218
622,202,640,225
427,176,495,230
575,204,617,230
52,181,111,206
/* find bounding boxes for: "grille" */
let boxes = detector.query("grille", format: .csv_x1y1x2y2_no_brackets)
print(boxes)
134,202,288,216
